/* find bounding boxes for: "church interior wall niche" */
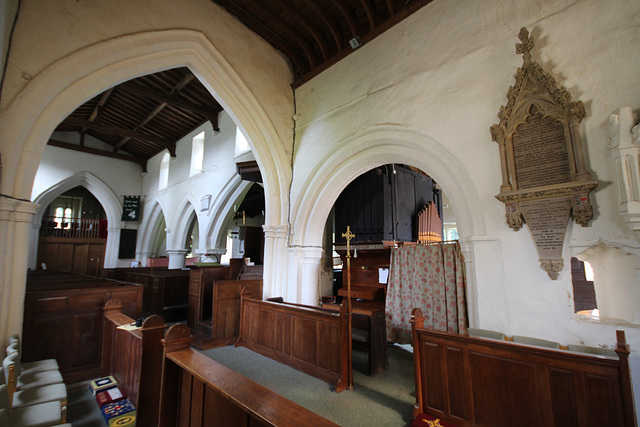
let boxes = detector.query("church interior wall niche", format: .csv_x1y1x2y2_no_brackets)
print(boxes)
491,28,598,279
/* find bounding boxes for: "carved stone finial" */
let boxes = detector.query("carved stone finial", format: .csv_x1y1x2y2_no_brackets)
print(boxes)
506,211,524,231
540,258,564,280
490,124,505,143
516,27,534,63
572,203,593,227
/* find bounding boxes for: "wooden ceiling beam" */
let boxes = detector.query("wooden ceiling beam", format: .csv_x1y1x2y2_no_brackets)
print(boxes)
271,0,329,61
385,0,394,16
216,0,305,73
81,87,114,146
118,82,221,121
238,1,318,70
358,0,376,31
48,139,147,172
302,0,343,51
329,0,361,39
62,116,176,156
114,74,200,152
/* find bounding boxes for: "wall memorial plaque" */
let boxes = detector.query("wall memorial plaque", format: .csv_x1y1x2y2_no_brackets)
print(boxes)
491,28,598,279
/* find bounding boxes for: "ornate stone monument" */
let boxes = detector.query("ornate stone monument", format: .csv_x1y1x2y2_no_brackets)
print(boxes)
491,28,597,279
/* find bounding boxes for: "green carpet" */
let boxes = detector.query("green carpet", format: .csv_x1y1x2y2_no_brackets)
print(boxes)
200,344,416,426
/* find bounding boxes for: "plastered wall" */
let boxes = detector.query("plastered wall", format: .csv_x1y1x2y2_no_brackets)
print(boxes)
290,0,640,407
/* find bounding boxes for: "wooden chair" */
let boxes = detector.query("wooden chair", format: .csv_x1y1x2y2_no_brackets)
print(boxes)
467,327,506,341
2,353,63,392
512,335,560,349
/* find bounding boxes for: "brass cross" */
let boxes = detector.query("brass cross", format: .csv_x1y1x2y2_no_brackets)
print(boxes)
342,226,355,258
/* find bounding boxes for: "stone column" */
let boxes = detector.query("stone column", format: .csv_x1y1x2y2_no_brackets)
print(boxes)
166,249,188,269
263,224,288,299
0,197,39,351
104,227,121,268
299,246,324,305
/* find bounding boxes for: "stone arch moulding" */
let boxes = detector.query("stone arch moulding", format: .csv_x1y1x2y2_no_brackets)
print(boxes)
290,125,484,249
30,171,122,269
491,28,598,280
0,29,291,229
168,195,198,250
204,175,253,251
136,198,167,264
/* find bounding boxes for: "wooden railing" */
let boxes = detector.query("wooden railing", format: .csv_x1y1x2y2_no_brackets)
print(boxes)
410,308,637,427
158,324,339,427
40,216,105,239
235,291,349,392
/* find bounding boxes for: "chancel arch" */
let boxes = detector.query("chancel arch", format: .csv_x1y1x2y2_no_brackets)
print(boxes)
30,172,122,270
288,125,487,305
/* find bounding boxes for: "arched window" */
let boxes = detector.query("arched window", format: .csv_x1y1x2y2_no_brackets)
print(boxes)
190,131,205,177
235,127,250,157
159,152,170,190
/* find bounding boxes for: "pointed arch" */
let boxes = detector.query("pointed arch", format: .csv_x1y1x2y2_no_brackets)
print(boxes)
0,29,290,229
290,125,485,248
30,172,122,268
137,198,168,264
204,175,254,250
168,195,199,250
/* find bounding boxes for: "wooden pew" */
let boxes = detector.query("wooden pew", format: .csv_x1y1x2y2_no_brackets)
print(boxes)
159,324,340,427
101,299,166,427
22,271,143,383
122,269,190,322
235,291,349,392
410,308,637,427
322,303,388,376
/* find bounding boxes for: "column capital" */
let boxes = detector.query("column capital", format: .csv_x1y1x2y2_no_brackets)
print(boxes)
0,197,39,223
166,248,189,255
263,224,288,238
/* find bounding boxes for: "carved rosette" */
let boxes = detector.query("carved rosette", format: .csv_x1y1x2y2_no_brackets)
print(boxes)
491,28,598,279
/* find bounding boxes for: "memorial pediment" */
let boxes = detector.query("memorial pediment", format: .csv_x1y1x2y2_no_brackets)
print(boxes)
491,28,597,279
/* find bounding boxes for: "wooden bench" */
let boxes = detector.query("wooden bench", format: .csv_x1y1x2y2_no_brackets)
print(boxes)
235,292,349,392
22,271,142,383
410,308,637,427
101,299,166,427
122,269,190,322
158,324,339,427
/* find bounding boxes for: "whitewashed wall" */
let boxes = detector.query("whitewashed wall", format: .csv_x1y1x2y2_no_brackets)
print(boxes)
290,0,640,408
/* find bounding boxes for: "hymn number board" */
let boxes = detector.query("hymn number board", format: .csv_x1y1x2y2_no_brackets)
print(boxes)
492,28,597,279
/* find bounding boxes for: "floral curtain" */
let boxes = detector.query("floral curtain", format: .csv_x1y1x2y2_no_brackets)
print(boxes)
385,242,467,344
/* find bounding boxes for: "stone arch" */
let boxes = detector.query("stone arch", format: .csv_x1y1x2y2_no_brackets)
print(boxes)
168,195,199,250
204,175,254,251
286,125,486,305
291,125,485,248
30,171,122,268
136,198,167,265
0,29,290,229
